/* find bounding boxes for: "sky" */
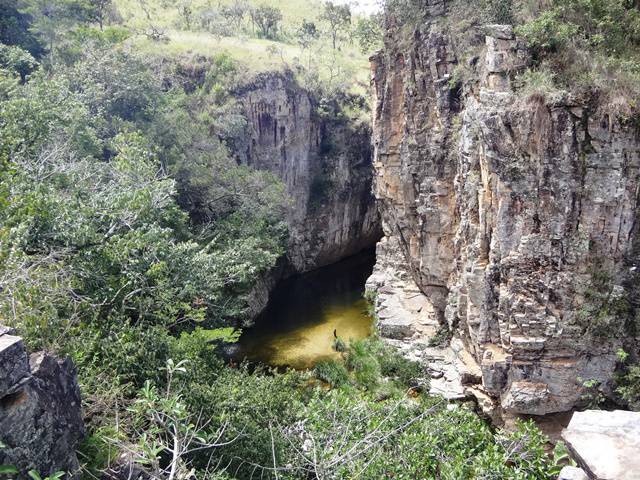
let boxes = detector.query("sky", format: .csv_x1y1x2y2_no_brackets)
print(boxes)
332,0,382,15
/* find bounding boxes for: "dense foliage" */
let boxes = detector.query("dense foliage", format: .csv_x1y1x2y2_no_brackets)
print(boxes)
81,337,561,479
513,0,640,105
0,0,288,419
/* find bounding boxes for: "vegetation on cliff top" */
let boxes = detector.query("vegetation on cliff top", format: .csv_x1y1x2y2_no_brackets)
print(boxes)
387,0,640,115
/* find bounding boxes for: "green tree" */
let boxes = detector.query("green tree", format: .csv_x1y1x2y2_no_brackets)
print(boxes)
220,0,249,33
251,4,282,39
177,0,193,30
18,0,114,62
0,44,38,81
354,14,382,54
296,19,319,50
320,1,351,50
0,0,46,56
87,0,115,30
296,19,319,68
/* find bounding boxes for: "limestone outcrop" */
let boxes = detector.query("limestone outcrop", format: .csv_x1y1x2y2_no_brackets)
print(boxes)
562,410,640,480
236,72,382,275
368,0,640,419
0,328,84,478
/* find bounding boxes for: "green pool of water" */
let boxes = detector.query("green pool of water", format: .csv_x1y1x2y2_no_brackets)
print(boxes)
236,251,375,369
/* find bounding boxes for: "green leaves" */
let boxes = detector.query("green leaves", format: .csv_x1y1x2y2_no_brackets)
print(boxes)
0,465,19,476
516,0,640,57
616,362,640,411
27,470,65,480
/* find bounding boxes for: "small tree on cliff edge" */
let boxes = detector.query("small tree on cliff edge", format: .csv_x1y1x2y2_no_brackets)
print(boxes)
321,1,351,50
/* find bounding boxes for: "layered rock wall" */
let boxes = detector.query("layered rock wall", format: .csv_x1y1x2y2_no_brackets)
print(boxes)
0,327,84,478
236,73,381,274
369,1,640,418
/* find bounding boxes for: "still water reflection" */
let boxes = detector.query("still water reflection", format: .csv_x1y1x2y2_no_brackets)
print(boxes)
236,251,376,369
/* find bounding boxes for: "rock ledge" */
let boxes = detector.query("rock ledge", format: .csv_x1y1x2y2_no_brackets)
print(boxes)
561,410,640,480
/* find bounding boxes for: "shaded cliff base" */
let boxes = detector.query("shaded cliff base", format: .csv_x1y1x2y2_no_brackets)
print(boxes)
367,244,624,436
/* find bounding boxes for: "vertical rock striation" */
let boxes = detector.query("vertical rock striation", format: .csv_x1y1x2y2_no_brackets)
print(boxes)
235,73,381,275
369,1,640,419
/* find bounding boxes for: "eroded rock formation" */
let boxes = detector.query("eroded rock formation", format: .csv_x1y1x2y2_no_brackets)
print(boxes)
236,73,382,274
0,328,84,478
368,1,640,420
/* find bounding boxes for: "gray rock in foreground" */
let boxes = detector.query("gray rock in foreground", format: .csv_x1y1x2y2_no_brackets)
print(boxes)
0,328,84,478
558,466,588,480
561,410,640,480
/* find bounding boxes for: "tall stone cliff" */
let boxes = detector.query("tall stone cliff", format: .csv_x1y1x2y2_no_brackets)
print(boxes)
235,73,382,274
368,1,640,420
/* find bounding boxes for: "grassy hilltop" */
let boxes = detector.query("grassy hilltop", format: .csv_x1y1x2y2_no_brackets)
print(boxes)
112,0,376,93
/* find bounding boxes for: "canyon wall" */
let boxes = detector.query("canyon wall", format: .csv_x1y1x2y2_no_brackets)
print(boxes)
368,1,640,420
236,73,381,275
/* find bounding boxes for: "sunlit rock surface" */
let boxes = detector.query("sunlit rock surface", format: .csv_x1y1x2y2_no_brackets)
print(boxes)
562,410,640,480
557,466,588,480
368,0,640,419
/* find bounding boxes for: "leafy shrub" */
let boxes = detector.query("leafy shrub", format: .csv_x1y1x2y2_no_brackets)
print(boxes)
483,0,514,24
428,324,454,347
508,0,640,117
616,349,640,411
377,345,424,387
275,390,556,479
516,0,640,55
617,365,640,410
314,359,350,387
578,377,607,408
472,420,554,479
346,338,382,390
0,44,37,80
515,9,579,52
576,268,633,339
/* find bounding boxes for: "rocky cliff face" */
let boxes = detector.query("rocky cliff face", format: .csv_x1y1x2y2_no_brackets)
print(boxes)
368,1,640,420
235,73,381,275
0,327,84,478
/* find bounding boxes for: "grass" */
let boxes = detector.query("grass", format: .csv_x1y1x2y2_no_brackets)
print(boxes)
131,30,369,85
115,0,330,32
113,0,371,92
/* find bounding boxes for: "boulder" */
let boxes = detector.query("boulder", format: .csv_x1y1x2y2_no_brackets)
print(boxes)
558,466,589,480
0,329,84,479
0,334,30,397
561,410,640,480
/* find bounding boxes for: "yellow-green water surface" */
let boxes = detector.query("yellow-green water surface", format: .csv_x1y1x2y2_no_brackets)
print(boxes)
236,252,375,369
